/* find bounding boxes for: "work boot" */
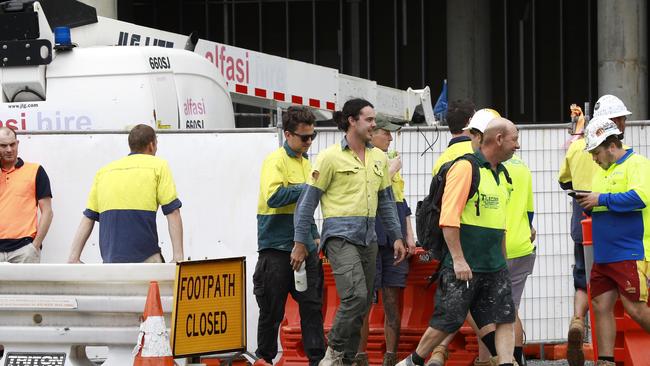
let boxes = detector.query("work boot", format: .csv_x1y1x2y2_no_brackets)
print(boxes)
595,361,615,366
319,347,344,366
395,355,417,366
473,357,497,366
383,352,398,366
425,345,448,366
352,352,369,366
567,316,585,366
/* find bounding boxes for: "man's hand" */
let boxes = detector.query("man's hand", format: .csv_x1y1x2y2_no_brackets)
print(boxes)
67,257,83,264
452,255,472,281
32,240,42,251
405,234,416,258
171,255,184,263
576,192,600,211
530,226,537,243
388,157,402,178
291,242,309,271
392,239,407,265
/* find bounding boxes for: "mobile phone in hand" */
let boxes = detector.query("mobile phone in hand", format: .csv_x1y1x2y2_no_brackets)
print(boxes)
568,189,591,198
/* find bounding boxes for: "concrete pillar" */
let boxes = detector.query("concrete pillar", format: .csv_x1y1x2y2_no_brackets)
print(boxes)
78,0,118,19
598,0,647,119
446,0,491,107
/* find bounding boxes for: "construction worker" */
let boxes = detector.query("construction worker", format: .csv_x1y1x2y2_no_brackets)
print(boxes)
576,116,650,366
355,116,417,366
432,99,475,175
397,118,518,366
503,154,536,366
0,127,53,263
253,106,325,365
558,94,632,366
68,124,184,263
428,108,502,366
293,98,407,366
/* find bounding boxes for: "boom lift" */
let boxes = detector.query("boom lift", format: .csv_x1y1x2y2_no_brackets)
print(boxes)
0,0,435,132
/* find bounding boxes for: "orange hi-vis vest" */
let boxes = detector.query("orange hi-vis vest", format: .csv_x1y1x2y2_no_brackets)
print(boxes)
0,160,40,241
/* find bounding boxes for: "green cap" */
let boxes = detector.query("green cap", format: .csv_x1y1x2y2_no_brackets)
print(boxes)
375,115,402,132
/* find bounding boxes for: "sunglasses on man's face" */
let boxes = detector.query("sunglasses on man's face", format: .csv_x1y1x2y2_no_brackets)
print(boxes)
291,131,318,142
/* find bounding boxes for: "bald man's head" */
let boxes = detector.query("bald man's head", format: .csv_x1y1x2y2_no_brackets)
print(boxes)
481,117,519,163
0,127,17,139
0,127,19,168
483,118,515,143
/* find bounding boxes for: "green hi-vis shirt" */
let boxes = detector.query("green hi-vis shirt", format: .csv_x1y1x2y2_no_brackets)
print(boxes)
257,143,319,253
441,151,510,272
503,155,535,259
294,137,403,248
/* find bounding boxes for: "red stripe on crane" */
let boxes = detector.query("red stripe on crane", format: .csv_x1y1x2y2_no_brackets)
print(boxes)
292,95,303,104
235,84,248,94
273,92,285,101
254,88,267,98
309,99,320,108
326,102,336,111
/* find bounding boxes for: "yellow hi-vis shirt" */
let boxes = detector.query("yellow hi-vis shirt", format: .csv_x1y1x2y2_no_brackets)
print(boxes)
503,155,535,259
392,171,406,202
293,137,403,247
84,153,181,263
256,143,318,252
432,137,473,175
558,138,600,191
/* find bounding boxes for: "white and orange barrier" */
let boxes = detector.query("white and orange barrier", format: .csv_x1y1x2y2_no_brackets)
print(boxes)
0,264,177,366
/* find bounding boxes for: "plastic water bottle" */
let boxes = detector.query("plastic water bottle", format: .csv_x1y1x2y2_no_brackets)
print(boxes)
294,262,307,292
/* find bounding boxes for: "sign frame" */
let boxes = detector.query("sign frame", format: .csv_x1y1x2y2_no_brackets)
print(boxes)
170,257,247,358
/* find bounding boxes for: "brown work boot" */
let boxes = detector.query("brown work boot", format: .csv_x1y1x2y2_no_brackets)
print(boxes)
473,357,498,366
352,353,369,366
383,352,398,366
483,357,519,366
567,316,585,366
595,361,615,366
425,345,448,366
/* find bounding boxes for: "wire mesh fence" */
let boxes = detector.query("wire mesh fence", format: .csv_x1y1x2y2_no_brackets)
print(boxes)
306,121,650,343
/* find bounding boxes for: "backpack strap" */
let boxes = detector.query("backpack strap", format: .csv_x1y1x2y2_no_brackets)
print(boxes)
454,153,481,201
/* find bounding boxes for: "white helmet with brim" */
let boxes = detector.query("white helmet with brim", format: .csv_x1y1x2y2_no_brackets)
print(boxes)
584,116,622,152
593,94,632,119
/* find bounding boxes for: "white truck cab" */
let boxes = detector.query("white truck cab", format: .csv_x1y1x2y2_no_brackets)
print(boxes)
0,1,235,131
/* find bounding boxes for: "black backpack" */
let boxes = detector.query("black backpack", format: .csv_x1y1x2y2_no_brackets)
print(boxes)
415,153,481,263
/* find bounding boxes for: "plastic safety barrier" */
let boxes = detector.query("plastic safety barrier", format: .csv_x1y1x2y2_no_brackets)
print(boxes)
278,249,481,365
0,263,175,366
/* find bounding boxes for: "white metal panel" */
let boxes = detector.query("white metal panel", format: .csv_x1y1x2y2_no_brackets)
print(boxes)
16,131,279,351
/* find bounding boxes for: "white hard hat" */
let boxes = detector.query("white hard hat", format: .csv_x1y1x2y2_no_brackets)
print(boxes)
593,94,632,119
584,116,622,151
463,108,500,133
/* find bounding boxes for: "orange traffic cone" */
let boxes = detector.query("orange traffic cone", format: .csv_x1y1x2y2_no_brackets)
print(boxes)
133,281,174,366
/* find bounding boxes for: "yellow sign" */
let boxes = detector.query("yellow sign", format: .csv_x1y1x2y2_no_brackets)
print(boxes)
171,257,246,357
